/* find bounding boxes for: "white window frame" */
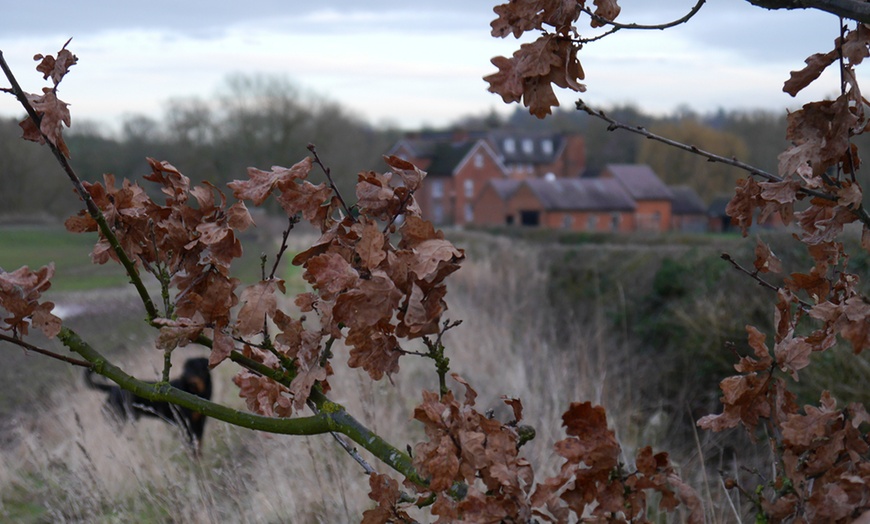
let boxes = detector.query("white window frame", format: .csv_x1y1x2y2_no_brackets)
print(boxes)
542,139,553,155
464,179,474,198
522,138,534,154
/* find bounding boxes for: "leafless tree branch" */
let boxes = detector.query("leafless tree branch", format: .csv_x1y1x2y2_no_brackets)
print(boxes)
580,0,707,32
0,332,92,367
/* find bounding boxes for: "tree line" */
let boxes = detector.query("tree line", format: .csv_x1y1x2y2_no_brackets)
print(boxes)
4,73,865,220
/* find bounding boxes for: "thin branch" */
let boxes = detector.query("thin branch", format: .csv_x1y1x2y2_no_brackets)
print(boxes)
269,215,300,280
307,143,355,221
0,332,91,366
575,99,870,228
720,253,813,311
576,99,784,182
580,0,706,32
307,397,376,475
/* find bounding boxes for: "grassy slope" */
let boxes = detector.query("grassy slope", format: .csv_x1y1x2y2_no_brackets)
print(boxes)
0,226,866,522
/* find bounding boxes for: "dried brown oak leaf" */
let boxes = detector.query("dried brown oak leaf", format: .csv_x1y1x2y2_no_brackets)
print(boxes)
485,34,585,118
0,264,61,338
236,279,285,337
19,88,71,157
33,40,77,86
228,157,313,206
233,370,294,417
754,238,783,274
591,0,622,28
304,251,360,301
356,171,399,221
784,50,838,97
384,154,425,192
361,472,411,524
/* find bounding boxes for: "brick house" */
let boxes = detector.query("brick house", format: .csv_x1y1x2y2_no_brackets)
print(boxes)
475,177,636,232
390,137,506,226
476,164,712,233
599,164,674,232
389,130,586,226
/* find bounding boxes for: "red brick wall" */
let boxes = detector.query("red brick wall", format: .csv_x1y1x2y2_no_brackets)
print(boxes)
418,176,454,225
453,145,505,225
634,200,672,232
541,211,634,232
473,184,511,226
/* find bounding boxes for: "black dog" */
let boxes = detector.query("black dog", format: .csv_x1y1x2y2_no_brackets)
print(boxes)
85,357,212,452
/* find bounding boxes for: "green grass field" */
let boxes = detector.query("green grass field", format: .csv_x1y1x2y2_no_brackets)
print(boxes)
0,226,131,292
0,226,304,293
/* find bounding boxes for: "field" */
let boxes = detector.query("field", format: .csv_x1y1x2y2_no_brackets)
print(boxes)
0,225,867,522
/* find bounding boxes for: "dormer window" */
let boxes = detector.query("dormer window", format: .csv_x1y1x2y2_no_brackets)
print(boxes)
504,138,516,154
522,139,534,154
542,139,553,155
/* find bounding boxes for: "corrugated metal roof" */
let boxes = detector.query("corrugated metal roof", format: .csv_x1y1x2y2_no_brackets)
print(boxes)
605,164,673,201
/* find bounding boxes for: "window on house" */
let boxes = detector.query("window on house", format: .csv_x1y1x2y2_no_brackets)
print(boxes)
587,215,598,231
522,139,534,154
542,139,553,155
474,153,484,168
611,213,621,231
464,179,474,198
464,203,473,223
562,214,573,229
431,180,444,199
504,138,516,154
433,204,444,224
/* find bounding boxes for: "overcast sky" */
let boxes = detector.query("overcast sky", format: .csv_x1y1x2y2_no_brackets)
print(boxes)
0,1,851,132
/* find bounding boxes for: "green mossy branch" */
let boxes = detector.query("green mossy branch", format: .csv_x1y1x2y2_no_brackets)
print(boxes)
63,327,426,486
62,327,333,435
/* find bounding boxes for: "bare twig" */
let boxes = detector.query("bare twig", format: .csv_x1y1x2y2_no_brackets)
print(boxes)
720,253,814,311
307,398,376,475
307,143,355,221
269,215,300,280
576,99,870,228
0,332,91,367
580,0,706,32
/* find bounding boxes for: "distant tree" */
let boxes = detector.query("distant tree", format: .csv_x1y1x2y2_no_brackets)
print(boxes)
638,118,750,201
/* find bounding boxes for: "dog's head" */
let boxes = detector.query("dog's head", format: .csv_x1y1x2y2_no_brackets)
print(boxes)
181,357,212,398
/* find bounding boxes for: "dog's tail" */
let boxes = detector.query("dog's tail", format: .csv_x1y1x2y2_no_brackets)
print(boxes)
83,369,116,392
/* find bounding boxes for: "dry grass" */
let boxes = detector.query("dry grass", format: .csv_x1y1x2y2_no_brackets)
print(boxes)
0,232,763,522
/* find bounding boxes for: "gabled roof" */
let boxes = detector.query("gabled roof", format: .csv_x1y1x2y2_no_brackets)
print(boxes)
389,134,507,178
484,179,522,201
426,142,477,176
522,178,635,212
669,185,707,215
604,164,673,201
